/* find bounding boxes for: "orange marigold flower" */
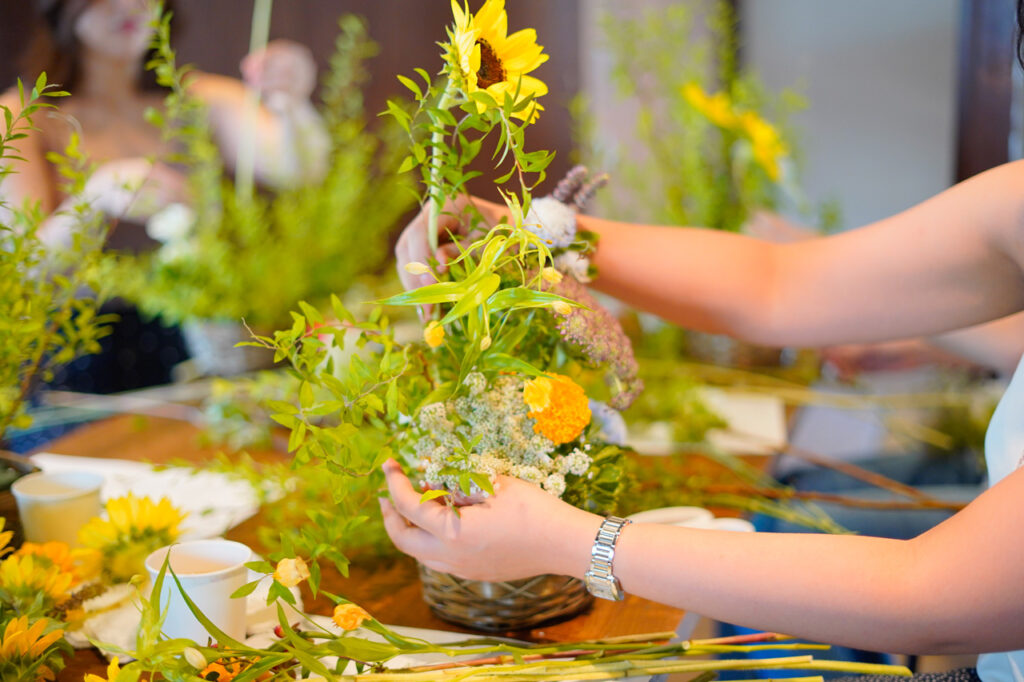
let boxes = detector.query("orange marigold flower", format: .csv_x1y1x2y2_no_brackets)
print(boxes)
526,374,591,445
332,603,372,631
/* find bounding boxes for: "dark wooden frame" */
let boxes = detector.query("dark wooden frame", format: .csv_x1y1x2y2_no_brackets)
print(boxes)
955,0,1017,181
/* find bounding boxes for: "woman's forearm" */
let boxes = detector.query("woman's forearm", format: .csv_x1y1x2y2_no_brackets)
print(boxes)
550,468,1024,655
583,214,782,342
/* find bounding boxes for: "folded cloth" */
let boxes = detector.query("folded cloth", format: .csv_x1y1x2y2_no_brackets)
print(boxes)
65,567,303,659
29,453,261,539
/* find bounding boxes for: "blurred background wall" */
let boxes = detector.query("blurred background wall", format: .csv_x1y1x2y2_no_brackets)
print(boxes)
0,0,1017,226
741,0,958,229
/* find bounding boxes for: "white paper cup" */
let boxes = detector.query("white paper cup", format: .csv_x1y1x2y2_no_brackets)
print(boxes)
627,506,715,528
11,471,104,546
145,539,252,644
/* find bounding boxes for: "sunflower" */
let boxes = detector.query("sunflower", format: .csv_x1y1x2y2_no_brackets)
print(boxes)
0,554,73,603
16,542,101,587
447,0,548,122
0,616,66,681
78,494,187,582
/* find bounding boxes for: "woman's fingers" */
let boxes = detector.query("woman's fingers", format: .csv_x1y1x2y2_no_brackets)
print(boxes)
382,459,450,535
378,497,441,558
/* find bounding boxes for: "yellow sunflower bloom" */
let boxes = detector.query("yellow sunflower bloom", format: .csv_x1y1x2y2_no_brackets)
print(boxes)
525,374,591,445
447,0,548,122
16,542,101,587
0,617,65,681
0,554,73,602
0,518,13,559
78,494,186,582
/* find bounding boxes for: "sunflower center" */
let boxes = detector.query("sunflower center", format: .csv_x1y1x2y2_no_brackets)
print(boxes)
476,39,505,88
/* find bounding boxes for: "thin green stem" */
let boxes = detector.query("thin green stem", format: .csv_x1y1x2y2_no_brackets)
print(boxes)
427,81,457,251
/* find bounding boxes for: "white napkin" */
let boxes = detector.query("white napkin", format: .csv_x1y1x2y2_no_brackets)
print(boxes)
65,568,304,658
29,453,260,539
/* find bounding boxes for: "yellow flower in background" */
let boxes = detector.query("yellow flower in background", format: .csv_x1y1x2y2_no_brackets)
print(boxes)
273,557,310,588
525,374,591,445
78,494,186,582
448,0,549,122
0,519,13,559
332,603,372,631
682,82,737,129
0,617,65,681
424,321,445,348
0,554,73,602
16,542,101,587
739,111,788,181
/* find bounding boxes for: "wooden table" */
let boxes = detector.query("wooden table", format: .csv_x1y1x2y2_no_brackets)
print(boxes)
38,415,687,680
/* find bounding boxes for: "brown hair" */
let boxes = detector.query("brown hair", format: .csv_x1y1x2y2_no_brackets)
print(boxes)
21,0,174,92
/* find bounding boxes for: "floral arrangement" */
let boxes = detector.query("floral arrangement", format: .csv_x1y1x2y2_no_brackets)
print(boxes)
0,76,112,441
14,3,919,680
102,12,414,330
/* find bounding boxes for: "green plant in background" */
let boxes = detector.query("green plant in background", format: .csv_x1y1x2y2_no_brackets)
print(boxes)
582,0,820,232
0,76,112,442
103,13,414,330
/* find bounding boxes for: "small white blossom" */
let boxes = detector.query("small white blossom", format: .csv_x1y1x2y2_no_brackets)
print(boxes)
543,473,566,497
524,196,577,248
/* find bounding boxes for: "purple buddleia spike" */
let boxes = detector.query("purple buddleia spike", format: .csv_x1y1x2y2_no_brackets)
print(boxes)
573,173,609,210
552,165,589,204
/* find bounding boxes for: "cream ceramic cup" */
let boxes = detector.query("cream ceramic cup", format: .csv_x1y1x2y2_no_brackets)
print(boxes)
145,539,252,643
11,471,104,546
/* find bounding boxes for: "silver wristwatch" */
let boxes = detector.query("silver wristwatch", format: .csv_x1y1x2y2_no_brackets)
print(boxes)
584,516,632,601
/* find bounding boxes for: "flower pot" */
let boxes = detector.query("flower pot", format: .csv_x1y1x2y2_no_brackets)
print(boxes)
418,563,592,632
181,320,276,377
0,451,42,549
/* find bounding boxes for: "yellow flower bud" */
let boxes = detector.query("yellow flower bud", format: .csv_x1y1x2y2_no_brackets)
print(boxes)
273,557,310,588
480,335,492,351
424,321,445,348
332,603,372,631
184,647,207,670
551,300,572,316
404,261,431,276
541,266,563,284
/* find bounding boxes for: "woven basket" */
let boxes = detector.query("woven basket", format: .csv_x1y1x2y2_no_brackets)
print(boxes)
418,563,592,632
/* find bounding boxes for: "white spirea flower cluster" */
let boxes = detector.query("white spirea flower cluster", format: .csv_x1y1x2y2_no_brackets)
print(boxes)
413,372,592,498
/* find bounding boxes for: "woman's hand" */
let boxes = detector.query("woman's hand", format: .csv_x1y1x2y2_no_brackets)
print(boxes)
379,459,600,582
395,195,508,291
240,39,318,107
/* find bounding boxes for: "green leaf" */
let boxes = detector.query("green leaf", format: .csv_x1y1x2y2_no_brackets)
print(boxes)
230,580,261,599
483,353,545,376
397,74,422,99
419,489,451,503
440,273,500,324
378,280,464,306
487,287,578,313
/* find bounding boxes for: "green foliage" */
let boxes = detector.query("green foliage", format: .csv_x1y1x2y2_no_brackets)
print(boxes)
0,75,111,441
104,13,414,328
580,1,815,232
